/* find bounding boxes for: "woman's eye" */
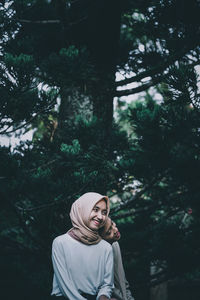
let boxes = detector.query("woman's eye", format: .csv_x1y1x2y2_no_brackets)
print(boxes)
102,211,107,215
93,208,98,212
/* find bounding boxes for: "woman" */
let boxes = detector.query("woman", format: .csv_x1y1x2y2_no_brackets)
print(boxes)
51,192,114,300
100,217,135,300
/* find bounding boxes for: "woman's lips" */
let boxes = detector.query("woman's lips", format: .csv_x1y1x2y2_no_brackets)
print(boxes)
93,219,100,226
116,231,121,239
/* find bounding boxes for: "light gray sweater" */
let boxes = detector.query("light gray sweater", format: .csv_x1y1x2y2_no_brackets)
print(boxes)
112,242,135,300
51,233,114,300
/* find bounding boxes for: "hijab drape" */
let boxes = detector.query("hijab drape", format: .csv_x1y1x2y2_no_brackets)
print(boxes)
68,192,110,245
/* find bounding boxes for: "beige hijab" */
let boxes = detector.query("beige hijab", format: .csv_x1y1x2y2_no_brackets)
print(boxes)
68,192,110,245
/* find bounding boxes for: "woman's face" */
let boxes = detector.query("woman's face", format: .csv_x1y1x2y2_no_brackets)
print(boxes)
100,218,121,244
88,199,108,231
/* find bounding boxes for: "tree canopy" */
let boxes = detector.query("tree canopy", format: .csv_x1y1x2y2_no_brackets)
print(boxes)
1,1,200,299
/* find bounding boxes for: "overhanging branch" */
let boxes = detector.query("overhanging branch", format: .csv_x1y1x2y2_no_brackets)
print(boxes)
112,205,157,220
111,172,169,214
0,94,57,135
115,77,161,97
116,63,169,87
17,19,60,24
115,45,200,88
110,183,152,214
115,58,200,97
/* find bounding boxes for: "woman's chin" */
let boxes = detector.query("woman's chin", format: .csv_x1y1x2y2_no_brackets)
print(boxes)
116,231,121,240
89,220,101,231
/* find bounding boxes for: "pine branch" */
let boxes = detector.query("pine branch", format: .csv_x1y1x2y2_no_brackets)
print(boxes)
115,58,200,97
28,159,59,173
111,171,170,214
110,183,152,214
115,47,200,88
116,64,168,88
0,94,57,135
112,205,157,220
15,198,65,213
15,178,95,212
12,201,47,251
115,77,161,97
16,15,88,27
111,209,135,220
17,19,60,24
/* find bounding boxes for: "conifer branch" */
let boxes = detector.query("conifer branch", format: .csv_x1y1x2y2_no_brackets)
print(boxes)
17,19,61,24
115,47,200,88
115,77,161,97
0,96,57,135
110,184,152,214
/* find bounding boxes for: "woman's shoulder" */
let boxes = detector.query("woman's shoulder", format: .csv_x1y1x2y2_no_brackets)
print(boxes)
52,232,70,246
112,241,120,250
112,241,121,254
99,239,113,251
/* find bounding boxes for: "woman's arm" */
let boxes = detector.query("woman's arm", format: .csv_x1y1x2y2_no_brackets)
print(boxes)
97,246,114,300
112,242,135,300
52,238,86,300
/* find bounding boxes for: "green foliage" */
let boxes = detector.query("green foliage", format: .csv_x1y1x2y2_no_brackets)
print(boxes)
61,139,81,155
115,82,200,286
4,52,35,73
1,0,200,299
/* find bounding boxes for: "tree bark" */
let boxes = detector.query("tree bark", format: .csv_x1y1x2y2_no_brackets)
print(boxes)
91,71,115,128
58,86,92,129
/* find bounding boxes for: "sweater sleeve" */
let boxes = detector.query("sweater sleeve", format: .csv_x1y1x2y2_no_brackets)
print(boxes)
52,238,86,300
112,242,135,300
112,286,123,300
112,279,135,300
97,245,114,300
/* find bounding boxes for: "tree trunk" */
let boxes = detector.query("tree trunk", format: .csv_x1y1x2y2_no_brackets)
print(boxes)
58,86,92,129
91,71,115,128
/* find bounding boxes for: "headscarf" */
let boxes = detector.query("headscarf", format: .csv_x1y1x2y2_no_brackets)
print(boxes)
68,192,110,245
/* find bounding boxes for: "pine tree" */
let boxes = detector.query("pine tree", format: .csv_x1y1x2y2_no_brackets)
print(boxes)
1,1,200,299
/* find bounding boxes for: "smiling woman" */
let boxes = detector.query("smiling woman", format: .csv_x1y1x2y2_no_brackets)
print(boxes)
88,199,108,230
99,218,121,243
51,192,114,300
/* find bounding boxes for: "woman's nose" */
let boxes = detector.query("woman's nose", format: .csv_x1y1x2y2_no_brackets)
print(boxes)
113,222,117,229
97,211,103,219
113,225,118,233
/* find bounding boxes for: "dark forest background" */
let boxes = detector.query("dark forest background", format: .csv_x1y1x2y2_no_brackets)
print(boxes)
1,1,200,299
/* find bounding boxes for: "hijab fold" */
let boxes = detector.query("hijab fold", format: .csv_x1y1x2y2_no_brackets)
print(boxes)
68,192,110,245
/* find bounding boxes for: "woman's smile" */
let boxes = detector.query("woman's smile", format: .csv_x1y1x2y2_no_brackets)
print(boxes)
92,218,102,227
115,231,121,239
88,199,107,230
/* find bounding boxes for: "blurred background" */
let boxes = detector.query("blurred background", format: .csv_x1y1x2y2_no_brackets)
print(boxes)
0,1,200,299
